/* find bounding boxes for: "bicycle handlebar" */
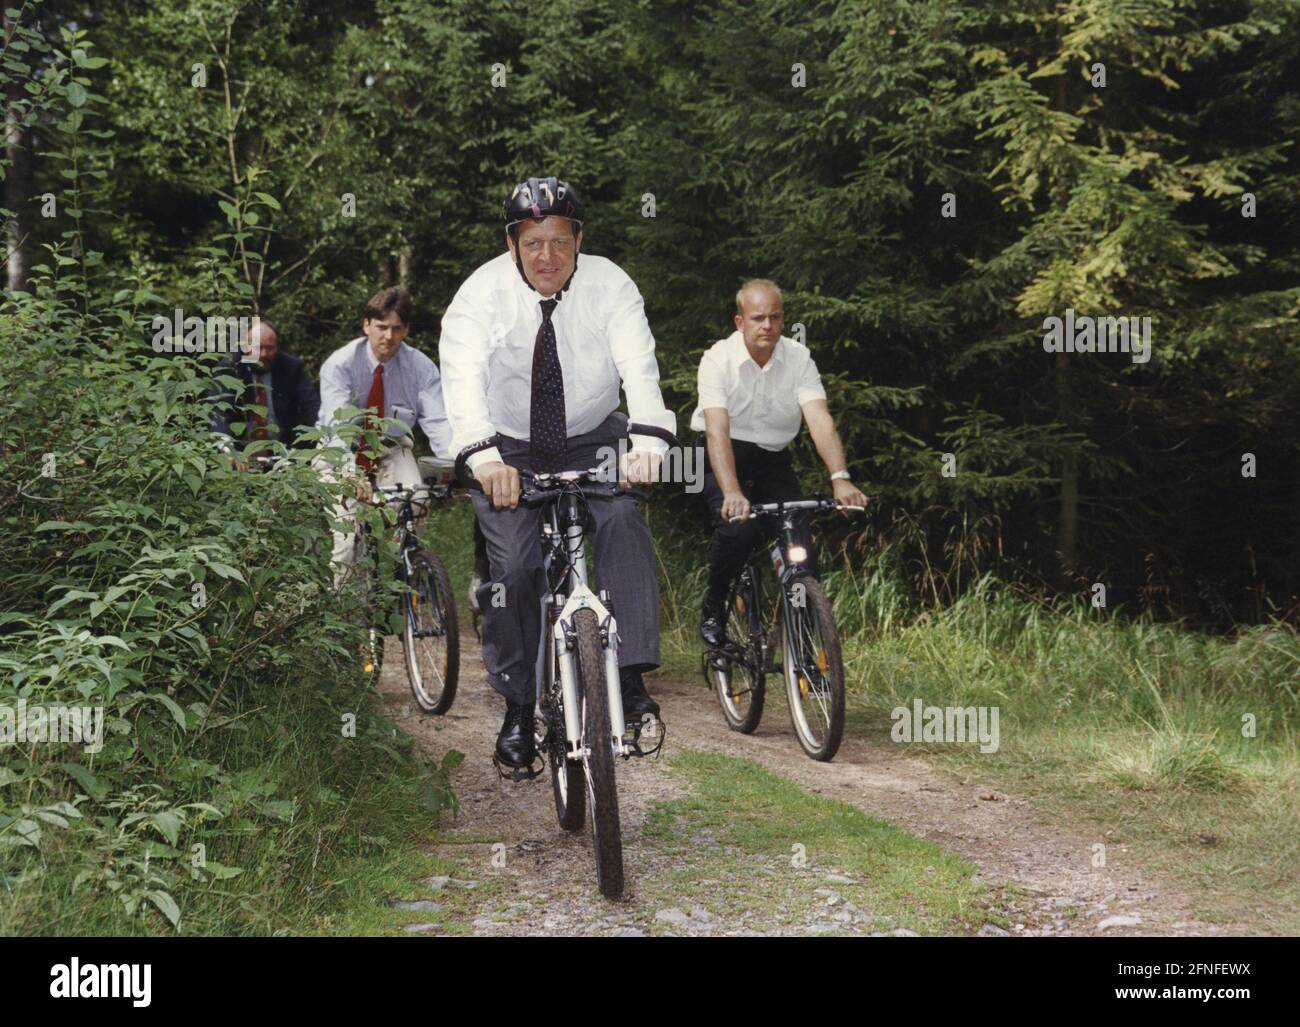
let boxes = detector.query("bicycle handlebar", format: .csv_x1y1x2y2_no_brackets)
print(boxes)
727,498,867,523
452,422,680,500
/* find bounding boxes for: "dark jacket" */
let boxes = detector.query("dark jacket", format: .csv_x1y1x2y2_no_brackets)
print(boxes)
210,351,321,448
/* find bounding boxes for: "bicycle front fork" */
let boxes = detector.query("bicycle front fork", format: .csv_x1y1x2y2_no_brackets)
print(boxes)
551,588,627,758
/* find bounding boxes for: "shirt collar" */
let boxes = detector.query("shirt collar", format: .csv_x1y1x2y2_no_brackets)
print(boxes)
361,338,402,372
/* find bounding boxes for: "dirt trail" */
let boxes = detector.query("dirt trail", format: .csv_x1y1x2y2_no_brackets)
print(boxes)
377,632,1242,937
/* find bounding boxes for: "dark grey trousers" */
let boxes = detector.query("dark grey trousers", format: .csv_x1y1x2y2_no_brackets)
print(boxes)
469,412,661,705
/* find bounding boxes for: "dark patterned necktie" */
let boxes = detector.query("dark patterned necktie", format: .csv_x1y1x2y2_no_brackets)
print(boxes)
529,298,566,472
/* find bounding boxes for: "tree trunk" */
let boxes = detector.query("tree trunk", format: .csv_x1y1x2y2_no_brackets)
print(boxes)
4,13,32,292
398,242,414,290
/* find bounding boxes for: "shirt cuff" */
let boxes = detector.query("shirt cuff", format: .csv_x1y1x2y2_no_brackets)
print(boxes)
629,435,670,459
465,446,504,473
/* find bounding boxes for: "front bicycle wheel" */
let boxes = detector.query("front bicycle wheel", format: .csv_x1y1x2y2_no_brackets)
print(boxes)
402,549,459,714
573,607,623,898
780,576,846,762
709,571,766,734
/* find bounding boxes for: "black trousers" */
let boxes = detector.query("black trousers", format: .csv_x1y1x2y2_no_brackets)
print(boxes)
699,433,818,607
471,413,660,704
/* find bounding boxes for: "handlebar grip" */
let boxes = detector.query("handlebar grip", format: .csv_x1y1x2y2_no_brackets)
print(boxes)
453,437,501,491
626,423,678,447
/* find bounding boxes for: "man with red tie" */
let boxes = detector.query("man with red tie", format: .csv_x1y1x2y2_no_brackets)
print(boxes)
210,319,319,466
316,287,452,587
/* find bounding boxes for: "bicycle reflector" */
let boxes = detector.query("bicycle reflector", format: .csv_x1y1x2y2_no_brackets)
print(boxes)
788,545,808,563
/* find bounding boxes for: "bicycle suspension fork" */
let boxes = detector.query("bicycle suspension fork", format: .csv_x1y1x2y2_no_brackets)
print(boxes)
549,495,627,756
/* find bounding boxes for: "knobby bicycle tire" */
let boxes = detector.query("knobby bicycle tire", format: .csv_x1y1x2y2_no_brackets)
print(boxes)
573,607,623,898
403,548,459,714
713,571,766,734
780,576,846,762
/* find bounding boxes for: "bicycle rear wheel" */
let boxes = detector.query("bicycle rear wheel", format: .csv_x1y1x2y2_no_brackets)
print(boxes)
780,576,846,761
402,549,459,714
573,607,623,898
710,571,765,734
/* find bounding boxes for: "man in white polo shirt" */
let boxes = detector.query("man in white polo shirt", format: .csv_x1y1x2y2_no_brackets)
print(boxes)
692,278,867,648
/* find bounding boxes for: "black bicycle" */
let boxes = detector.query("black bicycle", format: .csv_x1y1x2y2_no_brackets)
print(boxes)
455,423,675,899
703,499,861,761
354,460,460,715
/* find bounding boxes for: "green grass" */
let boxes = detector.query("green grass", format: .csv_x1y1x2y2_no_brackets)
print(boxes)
421,498,480,595
654,522,1300,935
639,750,1012,935
299,843,491,936
828,577,1300,932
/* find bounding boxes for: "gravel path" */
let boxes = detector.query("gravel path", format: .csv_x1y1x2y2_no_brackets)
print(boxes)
377,631,1243,937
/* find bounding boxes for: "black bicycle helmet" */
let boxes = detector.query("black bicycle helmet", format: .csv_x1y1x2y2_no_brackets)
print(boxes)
503,176,585,293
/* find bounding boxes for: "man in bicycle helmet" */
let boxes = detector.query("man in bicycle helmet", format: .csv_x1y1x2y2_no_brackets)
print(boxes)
440,177,677,769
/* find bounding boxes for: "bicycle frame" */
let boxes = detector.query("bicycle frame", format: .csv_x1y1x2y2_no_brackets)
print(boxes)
359,485,433,630
716,499,853,671
728,507,812,662
537,479,629,761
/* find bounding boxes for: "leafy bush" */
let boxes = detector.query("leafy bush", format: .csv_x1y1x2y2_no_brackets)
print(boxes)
0,27,452,932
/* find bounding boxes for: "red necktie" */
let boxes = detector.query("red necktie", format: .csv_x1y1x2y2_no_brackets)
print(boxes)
250,379,271,460
356,364,384,474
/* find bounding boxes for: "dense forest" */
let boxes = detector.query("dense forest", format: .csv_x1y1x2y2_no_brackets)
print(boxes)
6,0,1298,622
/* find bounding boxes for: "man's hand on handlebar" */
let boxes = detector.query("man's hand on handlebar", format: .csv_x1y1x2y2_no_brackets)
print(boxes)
721,490,751,523
475,460,522,510
831,478,869,514
619,448,661,490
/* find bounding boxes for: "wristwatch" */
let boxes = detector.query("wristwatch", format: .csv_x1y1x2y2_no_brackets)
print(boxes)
830,470,852,482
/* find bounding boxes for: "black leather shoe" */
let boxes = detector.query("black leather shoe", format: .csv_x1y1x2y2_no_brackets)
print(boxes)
495,701,536,767
699,598,726,649
619,667,660,723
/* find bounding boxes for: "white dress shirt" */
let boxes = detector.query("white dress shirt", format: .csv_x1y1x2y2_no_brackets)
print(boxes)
690,331,827,451
439,252,676,470
317,337,453,459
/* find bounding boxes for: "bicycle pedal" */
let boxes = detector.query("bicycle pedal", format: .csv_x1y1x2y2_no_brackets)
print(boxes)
491,751,546,782
700,649,727,687
621,717,666,760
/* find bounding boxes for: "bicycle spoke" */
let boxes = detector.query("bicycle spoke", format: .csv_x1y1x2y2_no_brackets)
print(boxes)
710,576,766,733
